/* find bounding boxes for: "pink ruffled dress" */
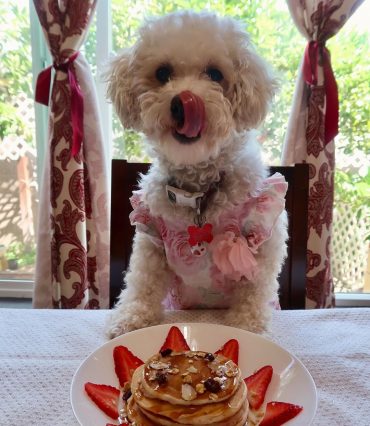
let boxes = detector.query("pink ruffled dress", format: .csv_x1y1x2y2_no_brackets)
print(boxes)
129,173,288,309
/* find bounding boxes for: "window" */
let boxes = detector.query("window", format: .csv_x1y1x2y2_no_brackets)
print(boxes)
328,12,370,303
1,0,368,304
0,1,37,297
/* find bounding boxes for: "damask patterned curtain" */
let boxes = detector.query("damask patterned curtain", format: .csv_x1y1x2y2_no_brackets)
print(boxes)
32,0,110,309
282,0,364,308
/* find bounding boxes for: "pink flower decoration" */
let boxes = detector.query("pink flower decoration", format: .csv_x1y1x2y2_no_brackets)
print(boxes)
210,232,257,281
246,225,268,250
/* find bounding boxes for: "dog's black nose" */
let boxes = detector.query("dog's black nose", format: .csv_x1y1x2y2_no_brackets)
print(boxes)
171,95,184,127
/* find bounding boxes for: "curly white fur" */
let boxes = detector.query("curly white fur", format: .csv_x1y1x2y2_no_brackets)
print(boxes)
106,11,287,338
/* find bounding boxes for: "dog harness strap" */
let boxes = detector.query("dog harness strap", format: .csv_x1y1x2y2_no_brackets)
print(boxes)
198,171,225,216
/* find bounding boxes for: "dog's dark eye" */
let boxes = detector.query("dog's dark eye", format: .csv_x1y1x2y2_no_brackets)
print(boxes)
206,67,223,82
155,65,172,83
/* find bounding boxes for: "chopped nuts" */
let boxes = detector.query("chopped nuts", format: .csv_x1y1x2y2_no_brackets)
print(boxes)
181,384,197,401
187,365,198,374
213,376,227,389
195,383,205,394
149,361,171,370
168,368,179,374
182,374,193,384
209,393,219,400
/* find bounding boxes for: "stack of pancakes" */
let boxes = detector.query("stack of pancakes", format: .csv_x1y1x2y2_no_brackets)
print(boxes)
125,350,251,425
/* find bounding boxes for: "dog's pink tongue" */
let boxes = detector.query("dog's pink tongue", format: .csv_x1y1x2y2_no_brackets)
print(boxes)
177,91,205,138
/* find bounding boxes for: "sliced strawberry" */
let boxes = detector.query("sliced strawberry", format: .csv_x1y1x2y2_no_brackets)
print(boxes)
113,345,144,387
159,326,190,352
260,401,303,426
106,424,128,426
84,382,120,420
244,365,273,409
106,424,129,426
215,339,239,364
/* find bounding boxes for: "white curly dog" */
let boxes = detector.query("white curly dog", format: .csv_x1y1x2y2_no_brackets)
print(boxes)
106,11,288,338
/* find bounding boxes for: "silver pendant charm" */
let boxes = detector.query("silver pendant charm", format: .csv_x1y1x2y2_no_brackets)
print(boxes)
190,241,208,257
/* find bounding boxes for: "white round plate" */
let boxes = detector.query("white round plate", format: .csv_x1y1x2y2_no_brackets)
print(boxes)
71,323,317,426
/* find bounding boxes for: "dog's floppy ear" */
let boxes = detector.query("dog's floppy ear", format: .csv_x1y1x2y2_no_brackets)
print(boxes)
106,49,141,131
231,39,278,132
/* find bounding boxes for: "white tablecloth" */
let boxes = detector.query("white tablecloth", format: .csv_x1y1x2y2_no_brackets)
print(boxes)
0,308,369,425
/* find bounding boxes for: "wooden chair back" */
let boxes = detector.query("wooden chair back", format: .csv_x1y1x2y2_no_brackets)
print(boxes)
109,160,309,309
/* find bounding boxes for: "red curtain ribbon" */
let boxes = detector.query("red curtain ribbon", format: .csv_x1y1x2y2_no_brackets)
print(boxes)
303,41,339,144
35,51,84,157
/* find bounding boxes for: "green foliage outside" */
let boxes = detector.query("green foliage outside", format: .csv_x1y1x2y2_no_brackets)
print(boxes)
0,1,369,262
6,241,36,268
328,28,370,217
0,3,33,143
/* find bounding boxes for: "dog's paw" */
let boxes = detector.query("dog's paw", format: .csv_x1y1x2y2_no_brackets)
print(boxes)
223,311,269,335
105,305,162,339
105,320,128,339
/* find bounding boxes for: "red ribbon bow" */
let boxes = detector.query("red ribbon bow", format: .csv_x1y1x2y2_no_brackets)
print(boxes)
303,41,339,144
35,51,84,157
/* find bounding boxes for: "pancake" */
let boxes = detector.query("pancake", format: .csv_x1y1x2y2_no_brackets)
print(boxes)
127,397,262,426
126,397,154,425
132,365,247,424
124,349,266,425
140,351,241,405
138,398,250,426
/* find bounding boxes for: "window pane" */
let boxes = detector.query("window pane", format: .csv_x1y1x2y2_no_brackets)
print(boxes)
0,1,37,281
329,5,370,295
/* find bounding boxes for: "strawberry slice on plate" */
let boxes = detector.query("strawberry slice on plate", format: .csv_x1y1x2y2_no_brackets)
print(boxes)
159,326,191,352
106,424,129,426
106,423,129,426
244,365,273,409
260,401,303,426
113,345,144,387
84,382,120,420
215,338,239,365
